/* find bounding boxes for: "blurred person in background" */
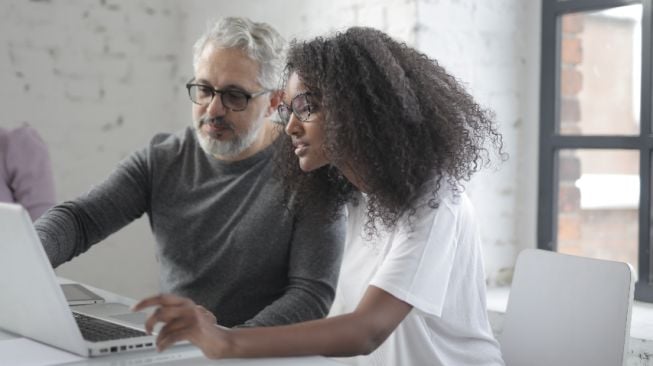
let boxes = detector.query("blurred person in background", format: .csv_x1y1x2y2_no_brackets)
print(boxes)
0,123,56,220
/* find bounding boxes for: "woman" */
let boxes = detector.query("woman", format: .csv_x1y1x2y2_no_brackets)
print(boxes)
133,27,506,365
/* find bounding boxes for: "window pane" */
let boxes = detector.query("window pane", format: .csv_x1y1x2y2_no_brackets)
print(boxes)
557,149,639,276
558,5,642,135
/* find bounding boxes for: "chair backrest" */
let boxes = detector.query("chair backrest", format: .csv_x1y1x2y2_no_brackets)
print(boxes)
500,249,634,366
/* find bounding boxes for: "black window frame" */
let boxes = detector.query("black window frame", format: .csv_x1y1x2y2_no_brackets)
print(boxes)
539,0,653,301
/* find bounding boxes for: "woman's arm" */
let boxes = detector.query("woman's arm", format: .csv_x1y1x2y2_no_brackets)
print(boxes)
132,285,412,359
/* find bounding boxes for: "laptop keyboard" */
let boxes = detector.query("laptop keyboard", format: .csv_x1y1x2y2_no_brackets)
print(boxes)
73,312,148,342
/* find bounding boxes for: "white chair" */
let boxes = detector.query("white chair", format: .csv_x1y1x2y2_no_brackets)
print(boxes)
500,249,634,366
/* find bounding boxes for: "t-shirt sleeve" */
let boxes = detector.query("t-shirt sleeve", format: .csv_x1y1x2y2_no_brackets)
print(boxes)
369,199,460,317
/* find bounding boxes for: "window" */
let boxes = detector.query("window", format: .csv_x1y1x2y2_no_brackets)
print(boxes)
539,0,653,301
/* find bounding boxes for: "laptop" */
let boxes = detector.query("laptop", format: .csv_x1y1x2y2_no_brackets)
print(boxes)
0,202,157,357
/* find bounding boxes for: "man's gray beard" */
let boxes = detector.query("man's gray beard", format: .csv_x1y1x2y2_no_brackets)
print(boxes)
194,116,264,158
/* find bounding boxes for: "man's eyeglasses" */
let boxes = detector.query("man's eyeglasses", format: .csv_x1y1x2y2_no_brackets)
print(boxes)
186,79,269,112
277,93,318,125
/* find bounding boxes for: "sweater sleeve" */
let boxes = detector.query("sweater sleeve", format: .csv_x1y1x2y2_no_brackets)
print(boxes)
34,147,152,268
241,208,346,327
5,124,56,220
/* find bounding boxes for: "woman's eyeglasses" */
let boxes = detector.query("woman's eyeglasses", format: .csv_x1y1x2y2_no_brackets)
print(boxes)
276,93,318,125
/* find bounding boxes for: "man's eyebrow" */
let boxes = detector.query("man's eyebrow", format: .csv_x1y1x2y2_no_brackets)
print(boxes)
221,84,250,92
192,78,250,92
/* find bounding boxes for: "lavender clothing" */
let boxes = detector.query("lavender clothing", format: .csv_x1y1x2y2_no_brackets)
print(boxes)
0,124,56,220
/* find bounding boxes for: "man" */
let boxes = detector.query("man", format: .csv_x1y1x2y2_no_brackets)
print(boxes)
35,17,344,328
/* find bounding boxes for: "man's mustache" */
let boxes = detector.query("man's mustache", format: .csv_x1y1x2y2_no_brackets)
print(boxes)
200,116,234,130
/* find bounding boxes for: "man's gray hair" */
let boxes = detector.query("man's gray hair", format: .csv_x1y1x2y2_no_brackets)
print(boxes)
193,17,286,90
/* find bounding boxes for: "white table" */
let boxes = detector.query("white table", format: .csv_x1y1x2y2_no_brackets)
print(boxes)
0,279,344,366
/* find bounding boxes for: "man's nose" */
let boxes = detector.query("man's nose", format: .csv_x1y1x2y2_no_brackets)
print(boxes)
206,94,227,117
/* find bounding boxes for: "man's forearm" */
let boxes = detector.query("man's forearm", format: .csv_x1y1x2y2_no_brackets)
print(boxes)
35,203,91,267
240,279,334,327
34,153,151,267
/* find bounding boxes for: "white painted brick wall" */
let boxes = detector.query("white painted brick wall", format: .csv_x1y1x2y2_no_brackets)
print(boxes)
0,0,538,306
5,1,650,362
416,0,540,285
0,0,188,298
15,0,652,366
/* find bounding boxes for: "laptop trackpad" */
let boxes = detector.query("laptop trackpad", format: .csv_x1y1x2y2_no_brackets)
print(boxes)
109,312,148,326
73,303,152,330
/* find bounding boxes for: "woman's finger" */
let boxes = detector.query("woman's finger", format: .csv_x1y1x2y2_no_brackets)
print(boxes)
196,305,217,323
156,316,194,341
157,326,193,352
144,303,194,334
132,293,193,312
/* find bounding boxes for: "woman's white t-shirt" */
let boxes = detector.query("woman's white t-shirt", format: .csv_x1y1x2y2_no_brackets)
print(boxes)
329,187,504,366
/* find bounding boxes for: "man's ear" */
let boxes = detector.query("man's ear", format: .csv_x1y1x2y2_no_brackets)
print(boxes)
265,90,284,117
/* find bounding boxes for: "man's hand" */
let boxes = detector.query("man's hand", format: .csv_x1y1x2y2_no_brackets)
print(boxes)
132,294,229,358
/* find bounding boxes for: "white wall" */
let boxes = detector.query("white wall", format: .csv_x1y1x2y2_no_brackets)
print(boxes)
0,0,540,297
415,0,541,284
0,0,188,298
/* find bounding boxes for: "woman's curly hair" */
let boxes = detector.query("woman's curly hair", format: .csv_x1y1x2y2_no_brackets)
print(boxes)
275,27,505,234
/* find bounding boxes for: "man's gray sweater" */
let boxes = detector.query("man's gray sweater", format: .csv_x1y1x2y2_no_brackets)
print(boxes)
35,127,345,327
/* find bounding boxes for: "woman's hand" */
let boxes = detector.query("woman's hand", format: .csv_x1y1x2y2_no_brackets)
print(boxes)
131,294,230,358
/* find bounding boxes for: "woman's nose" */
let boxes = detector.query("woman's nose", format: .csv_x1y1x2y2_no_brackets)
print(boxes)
284,113,303,136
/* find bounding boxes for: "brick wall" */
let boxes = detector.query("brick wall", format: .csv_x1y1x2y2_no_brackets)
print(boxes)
557,13,584,254
0,0,187,297
0,0,540,296
416,0,540,284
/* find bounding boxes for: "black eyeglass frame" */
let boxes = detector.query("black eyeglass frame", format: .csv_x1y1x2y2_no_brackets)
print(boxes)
185,78,269,112
276,92,319,125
